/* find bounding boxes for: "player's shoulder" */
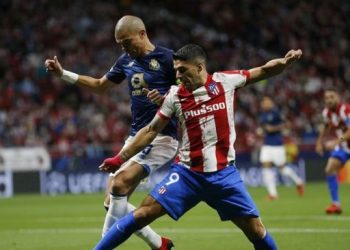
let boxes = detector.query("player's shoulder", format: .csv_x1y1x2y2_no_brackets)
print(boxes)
339,103,350,116
150,46,175,66
155,45,174,55
169,84,180,94
114,52,131,65
212,70,248,82
162,85,180,102
341,102,350,110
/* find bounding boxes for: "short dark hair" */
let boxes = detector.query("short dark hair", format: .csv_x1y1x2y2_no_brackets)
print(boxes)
324,87,338,93
173,44,208,64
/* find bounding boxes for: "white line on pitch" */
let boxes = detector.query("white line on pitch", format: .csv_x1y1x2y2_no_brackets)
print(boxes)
5,215,349,223
1,228,349,234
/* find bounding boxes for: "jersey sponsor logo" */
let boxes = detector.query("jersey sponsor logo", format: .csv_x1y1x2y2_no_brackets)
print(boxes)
208,82,220,95
149,59,160,70
184,102,226,119
131,73,148,96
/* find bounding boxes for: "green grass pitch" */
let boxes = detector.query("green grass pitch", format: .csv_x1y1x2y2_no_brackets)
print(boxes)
1,182,350,249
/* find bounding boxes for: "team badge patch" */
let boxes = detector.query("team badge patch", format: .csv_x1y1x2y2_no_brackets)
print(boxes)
208,82,220,95
158,185,167,194
149,59,160,70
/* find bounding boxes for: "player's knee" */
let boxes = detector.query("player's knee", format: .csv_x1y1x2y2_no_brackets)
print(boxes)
133,206,155,227
325,166,337,175
110,177,130,195
103,195,110,211
246,219,266,241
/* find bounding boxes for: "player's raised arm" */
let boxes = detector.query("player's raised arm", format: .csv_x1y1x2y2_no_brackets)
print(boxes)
247,49,302,85
45,56,115,94
99,114,170,173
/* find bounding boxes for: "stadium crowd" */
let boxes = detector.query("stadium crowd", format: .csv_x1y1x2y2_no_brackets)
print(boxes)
1,0,349,168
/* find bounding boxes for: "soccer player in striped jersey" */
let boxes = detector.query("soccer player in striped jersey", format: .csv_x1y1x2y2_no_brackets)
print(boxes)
316,88,350,214
259,96,304,200
45,15,177,250
95,44,302,250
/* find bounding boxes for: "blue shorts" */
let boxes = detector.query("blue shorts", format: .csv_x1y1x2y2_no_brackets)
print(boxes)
150,163,259,221
330,147,350,165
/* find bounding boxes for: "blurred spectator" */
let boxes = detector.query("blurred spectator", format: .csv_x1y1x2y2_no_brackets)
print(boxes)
1,0,349,166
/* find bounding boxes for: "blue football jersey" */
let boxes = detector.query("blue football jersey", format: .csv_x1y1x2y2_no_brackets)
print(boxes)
260,109,284,146
106,46,177,138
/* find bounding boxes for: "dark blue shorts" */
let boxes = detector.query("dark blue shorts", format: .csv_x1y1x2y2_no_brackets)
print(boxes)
330,147,350,165
150,163,259,221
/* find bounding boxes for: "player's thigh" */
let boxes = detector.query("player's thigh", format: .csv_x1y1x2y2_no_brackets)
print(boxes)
259,146,273,166
149,164,201,221
131,134,178,174
326,148,350,175
325,157,343,175
205,166,260,221
231,216,265,241
271,146,286,166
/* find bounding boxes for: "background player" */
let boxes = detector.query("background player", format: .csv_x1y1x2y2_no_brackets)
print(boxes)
259,96,304,200
45,15,177,249
94,44,302,250
315,88,350,214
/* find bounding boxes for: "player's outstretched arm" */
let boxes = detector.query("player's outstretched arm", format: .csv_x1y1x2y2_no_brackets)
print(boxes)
45,56,115,94
99,114,170,172
247,49,302,84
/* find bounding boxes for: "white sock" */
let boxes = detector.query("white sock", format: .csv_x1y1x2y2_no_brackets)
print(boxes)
279,166,303,185
101,194,128,237
262,168,278,197
101,195,162,249
127,203,162,249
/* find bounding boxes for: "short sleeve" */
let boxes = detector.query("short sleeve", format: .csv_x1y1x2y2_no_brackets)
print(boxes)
157,86,177,119
212,70,250,90
106,55,126,84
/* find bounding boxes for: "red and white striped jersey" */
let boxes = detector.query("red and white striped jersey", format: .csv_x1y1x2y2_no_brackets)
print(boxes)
158,70,250,172
322,103,350,152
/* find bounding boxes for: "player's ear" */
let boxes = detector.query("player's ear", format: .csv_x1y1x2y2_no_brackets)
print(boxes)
197,63,203,73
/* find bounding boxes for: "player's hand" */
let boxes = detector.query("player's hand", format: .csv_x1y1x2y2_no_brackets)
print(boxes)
315,141,324,156
142,88,164,105
45,56,63,77
98,155,125,173
284,49,302,64
324,139,338,151
284,49,303,64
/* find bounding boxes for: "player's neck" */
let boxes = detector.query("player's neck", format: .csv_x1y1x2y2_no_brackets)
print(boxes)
191,72,208,91
143,41,155,55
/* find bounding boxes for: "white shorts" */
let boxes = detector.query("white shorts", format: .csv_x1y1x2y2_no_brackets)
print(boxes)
110,134,178,177
259,145,286,166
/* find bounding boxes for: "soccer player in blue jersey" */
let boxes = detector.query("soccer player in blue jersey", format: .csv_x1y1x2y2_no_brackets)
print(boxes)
45,15,177,250
259,96,304,200
93,44,302,250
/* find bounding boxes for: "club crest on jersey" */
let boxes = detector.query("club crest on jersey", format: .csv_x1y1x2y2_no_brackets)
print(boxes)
149,59,160,70
208,82,220,95
158,185,167,194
